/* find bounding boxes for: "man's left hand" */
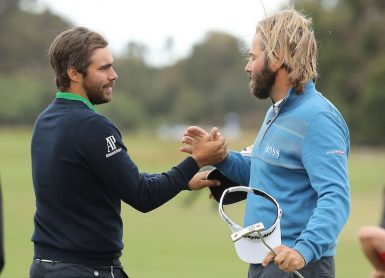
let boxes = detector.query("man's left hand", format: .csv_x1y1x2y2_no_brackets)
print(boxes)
262,245,305,273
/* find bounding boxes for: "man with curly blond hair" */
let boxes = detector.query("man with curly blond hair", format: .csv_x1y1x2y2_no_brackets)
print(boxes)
182,9,350,277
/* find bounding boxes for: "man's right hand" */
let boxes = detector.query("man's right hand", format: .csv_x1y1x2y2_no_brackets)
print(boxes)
187,171,221,191
180,126,228,168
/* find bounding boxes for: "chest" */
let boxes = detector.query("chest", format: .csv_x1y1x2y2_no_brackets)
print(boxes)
252,114,309,170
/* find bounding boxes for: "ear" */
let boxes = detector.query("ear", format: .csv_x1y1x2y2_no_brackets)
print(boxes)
67,67,82,83
269,52,285,72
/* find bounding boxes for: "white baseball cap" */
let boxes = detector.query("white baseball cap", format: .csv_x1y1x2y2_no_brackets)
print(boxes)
218,185,282,264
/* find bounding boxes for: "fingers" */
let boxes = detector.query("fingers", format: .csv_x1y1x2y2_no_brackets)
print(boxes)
262,249,279,267
184,126,208,138
180,126,227,167
188,171,220,190
184,126,220,141
196,171,210,180
262,245,305,273
181,136,193,145
204,179,221,187
274,251,288,269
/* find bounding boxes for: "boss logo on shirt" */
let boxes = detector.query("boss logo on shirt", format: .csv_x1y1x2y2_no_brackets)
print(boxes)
264,146,280,160
105,135,122,158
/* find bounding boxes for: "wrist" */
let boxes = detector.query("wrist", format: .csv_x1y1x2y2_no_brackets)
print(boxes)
191,156,204,168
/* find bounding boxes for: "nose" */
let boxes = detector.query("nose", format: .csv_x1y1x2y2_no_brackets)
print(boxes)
245,60,252,73
110,67,118,80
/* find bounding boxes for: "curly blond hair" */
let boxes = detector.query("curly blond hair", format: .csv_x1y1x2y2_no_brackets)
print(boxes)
256,9,318,93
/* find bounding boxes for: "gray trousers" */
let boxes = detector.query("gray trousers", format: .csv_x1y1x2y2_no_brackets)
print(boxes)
29,260,129,278
248,257,335,278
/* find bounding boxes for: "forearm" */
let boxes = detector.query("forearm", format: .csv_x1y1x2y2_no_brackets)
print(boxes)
215,151,251,186
294,190,350,263
116,156,199,212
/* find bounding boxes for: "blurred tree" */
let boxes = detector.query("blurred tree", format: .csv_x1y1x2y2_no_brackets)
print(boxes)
0,3,70,72
170,32,267,127
0,74,47,124
1,0,384,145
293,0,385,144
163,37,175,64
356,55,385,144
110,46,158,128
0,0,18,17
0,1,70,126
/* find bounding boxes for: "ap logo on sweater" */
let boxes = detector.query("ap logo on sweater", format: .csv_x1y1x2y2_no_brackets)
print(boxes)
105,135,122,158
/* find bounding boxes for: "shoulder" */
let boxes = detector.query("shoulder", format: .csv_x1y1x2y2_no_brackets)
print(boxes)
72,111,122,144
279,86,348,137
291,86,347,128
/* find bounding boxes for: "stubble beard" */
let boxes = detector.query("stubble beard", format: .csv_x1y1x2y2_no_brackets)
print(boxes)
83,77,113,105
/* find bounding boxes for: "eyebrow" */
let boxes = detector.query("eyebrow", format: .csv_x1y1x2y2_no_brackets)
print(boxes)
98,63,113,70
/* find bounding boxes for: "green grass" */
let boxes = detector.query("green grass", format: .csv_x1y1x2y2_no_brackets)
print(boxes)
0,128,384,277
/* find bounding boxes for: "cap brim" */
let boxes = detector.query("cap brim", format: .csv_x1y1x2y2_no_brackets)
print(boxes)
207,169,247,205
233,222,281,264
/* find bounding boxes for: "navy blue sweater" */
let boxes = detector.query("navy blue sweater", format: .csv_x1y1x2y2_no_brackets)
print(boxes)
31,96,199,266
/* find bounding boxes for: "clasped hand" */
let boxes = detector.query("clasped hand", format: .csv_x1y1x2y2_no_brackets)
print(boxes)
180,126,228,168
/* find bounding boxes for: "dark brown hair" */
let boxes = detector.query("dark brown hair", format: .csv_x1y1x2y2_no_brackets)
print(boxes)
48,27,108,91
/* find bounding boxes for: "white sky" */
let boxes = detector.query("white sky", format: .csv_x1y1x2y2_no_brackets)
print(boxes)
33,0,287,66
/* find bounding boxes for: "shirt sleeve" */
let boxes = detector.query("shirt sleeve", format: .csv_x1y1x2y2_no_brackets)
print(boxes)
215,150,251,186
78,115,199,212
294,111,350,263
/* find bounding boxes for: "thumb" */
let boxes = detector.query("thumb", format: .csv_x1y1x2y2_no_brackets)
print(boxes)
180,146,192,154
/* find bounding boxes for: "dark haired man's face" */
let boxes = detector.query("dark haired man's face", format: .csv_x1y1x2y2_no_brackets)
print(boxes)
81,47,118,105
245,35,277,99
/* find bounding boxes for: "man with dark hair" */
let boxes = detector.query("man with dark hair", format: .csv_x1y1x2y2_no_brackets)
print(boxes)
29,27,226,278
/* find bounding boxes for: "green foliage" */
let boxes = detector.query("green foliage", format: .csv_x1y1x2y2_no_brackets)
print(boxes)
0,0,384,145
98,90,147,130
356,55,385,144
0,7,70,72
0,74,46,124
293,0,385,145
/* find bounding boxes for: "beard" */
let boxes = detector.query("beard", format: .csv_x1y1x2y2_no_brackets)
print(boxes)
83,76,114,105
250,60,277,99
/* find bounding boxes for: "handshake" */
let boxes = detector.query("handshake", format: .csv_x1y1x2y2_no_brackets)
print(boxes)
180,126,228,191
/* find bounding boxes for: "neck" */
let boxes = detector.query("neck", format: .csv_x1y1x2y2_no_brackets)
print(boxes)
270,69,292,103
65,84,89,101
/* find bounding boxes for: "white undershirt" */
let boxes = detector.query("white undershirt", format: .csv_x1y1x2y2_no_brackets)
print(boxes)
273,98,284,114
